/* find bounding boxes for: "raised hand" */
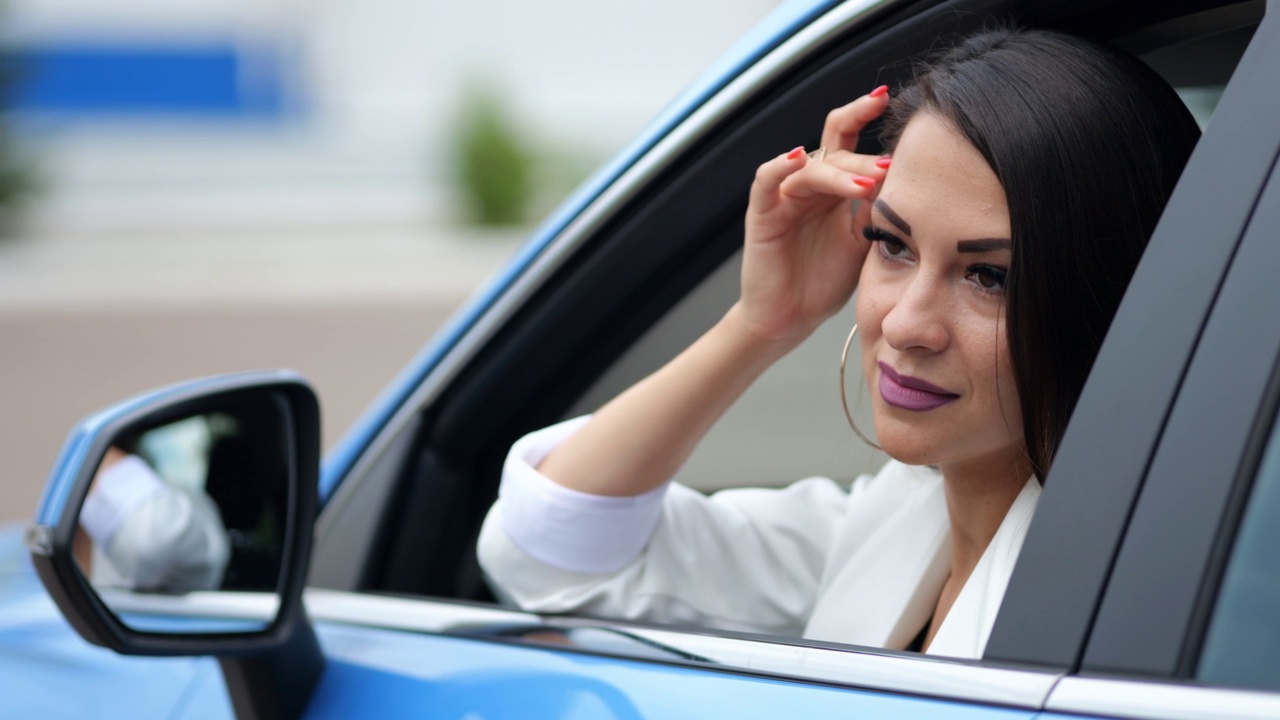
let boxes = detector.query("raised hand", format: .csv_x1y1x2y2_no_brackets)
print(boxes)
735,87,892,346
534,88,895,499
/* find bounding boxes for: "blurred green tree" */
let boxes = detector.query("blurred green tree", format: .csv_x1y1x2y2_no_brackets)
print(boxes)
452,81,534,226
0,39,37,237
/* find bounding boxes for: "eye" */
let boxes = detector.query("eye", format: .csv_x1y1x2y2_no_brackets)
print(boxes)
862,226,911,260
966,264,1007,294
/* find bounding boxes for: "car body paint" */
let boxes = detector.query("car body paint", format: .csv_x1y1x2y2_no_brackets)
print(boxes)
0,524,214,716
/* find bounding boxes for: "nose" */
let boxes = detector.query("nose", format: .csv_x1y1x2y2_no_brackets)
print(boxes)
880,272,950,353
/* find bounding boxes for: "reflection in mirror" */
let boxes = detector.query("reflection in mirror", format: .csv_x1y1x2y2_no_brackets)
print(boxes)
72,395,291,633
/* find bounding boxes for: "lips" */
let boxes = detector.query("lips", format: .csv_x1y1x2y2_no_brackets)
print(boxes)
877,361,959,412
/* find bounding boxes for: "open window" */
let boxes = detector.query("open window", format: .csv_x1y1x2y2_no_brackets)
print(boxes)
312,0,1268,696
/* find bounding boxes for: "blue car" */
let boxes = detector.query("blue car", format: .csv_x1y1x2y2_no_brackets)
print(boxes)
8,0,1280,717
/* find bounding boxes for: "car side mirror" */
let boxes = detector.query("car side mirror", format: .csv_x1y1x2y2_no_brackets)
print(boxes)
26,371,324,720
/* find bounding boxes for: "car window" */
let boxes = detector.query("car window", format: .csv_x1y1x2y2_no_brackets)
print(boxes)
1128,7,1261,127
1197,405,1280,692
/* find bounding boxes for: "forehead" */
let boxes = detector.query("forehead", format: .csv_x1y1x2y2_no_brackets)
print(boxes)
878,112,1010,239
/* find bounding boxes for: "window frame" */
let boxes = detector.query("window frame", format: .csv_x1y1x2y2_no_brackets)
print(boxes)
1077,153,1280,678
308,0,1275,700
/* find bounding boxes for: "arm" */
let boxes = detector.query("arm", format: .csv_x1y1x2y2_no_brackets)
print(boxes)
80,451,230,592
538,306,792,496
540,89,892,497
480,475,856,634
107,483,230,592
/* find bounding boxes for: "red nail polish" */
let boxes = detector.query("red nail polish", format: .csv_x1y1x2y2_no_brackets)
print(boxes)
870,85,889,98
875,157,892,169
853,176,876,188
786,147,805,160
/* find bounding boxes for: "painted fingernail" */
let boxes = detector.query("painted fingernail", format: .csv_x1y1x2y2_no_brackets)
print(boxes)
853,175,877,188
870,85,889,98
786,146,805,160
875,157,892,169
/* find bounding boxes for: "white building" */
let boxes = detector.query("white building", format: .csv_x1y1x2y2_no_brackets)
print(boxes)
4,0,778,233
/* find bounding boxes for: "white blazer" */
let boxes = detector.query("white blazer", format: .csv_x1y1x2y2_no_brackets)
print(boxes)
477,416,1041,659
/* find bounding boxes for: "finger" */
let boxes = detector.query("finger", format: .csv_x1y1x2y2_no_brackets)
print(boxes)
820,85,890,154
779,157,879,202
823,150,892,180
749,146,809,214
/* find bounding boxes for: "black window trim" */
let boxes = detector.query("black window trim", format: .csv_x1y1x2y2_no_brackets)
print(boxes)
1083,152,1280,679
1073,4,1280,679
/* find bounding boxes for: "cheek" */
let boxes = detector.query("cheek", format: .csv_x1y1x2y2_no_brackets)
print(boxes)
854,260,889,333
974,317,1022,428
854,272,888,375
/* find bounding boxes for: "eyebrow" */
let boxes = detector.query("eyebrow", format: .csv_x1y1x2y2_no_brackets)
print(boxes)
874,199,1011,253
873,199,911,235
956,239,1011,253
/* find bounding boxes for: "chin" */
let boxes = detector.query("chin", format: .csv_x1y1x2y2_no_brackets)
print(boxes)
873,426,943,467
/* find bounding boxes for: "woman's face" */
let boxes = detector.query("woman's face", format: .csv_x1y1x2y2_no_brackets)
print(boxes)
856,111,1025,474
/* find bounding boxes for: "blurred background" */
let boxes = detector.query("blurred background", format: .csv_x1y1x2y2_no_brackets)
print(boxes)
0,0,779,522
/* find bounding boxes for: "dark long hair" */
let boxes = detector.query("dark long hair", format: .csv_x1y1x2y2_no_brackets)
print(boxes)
879,28,1200,481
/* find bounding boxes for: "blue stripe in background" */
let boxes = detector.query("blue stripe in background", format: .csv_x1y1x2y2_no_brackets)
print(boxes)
10,42,289,117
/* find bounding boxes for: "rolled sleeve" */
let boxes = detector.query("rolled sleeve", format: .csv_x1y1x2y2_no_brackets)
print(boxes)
496,415,670,574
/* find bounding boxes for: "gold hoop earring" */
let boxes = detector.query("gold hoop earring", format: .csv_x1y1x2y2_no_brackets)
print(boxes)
840,323,882,450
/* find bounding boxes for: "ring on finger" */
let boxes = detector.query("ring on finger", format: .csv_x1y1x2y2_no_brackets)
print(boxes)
807,147,827,163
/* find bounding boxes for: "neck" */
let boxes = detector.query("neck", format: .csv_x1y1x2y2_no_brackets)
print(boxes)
938,446,1032,578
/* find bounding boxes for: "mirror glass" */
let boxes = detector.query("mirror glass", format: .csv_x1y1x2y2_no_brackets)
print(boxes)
73,393,291,633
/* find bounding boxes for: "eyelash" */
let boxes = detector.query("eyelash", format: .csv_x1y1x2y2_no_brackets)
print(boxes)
862,226,910,259
861,225,1008,296
966,264,1007,295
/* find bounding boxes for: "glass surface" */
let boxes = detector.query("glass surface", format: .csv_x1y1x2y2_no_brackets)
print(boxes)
1198,411,1280,690
73,395,291,633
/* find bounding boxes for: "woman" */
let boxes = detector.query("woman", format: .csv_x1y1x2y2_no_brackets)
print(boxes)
477,28,1201,658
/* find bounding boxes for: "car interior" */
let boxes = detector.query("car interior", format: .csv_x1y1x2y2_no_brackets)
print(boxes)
310,0,1264,655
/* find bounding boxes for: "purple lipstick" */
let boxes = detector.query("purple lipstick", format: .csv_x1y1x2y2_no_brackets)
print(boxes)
878,362,959,412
